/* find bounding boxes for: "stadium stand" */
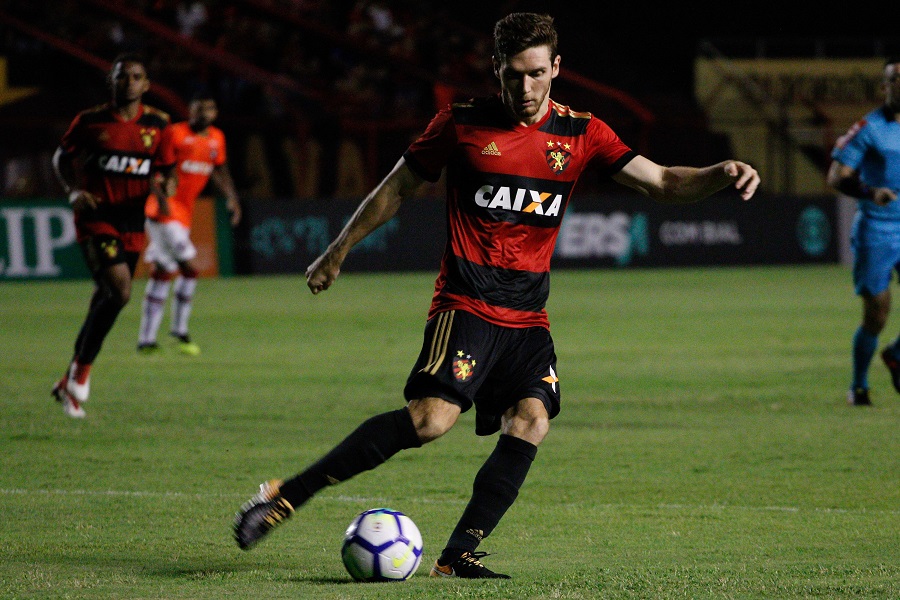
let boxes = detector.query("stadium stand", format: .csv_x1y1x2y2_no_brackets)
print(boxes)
0,1,671,199
0,0,792,200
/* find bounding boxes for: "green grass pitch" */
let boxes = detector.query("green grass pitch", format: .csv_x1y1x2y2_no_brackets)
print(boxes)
1,265,898,599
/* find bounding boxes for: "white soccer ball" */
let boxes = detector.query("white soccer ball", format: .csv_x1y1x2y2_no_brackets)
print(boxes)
341,507,424,582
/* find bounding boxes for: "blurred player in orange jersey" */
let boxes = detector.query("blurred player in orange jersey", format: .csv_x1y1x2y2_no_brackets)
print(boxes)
137,92,240,355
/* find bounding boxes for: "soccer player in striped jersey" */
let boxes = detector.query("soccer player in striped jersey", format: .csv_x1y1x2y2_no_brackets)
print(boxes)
51,53,173,418
827,57,900,406
234,13,759,577
137,93,240,356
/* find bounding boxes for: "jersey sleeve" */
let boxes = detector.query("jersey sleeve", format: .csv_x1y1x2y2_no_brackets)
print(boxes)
831,118,871,171
58,113,85,155
214,128,227,166
402,106,457,182
583,117,636,176
155,123,178,170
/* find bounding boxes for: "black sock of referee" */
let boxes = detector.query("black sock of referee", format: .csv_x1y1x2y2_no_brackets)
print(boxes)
438,434,537,565
278,407,422,508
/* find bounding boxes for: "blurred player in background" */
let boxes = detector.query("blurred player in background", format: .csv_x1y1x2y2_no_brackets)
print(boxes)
827,57,900,406
137,92,240,356
234,12,759,577
51,53,173,418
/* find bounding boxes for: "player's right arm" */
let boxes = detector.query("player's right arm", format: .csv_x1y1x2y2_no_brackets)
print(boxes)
826,160,897,206
53,112,101,213
52,146,100,213
306,157,425,294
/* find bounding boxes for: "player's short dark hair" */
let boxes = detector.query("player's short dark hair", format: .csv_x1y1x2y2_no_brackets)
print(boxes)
189,90,217,103
493,13,558,61
110,52,147,71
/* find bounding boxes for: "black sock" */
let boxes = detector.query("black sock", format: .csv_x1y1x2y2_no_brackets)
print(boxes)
443,434,537,556
75,291,126,364
279,407,422,507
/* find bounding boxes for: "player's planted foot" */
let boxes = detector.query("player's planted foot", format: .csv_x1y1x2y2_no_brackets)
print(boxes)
234,479,293,550
52,377,86,418
171,332,201,356
430,551,511,579
847,387,872,406
880,347,900,394
66,361,91,402
137,342,160,354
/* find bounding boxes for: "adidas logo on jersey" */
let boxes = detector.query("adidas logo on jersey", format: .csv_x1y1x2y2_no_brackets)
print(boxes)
481,142,501,156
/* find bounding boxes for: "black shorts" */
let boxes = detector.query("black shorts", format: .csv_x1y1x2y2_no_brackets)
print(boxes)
80,235,140,276
404,309,561,435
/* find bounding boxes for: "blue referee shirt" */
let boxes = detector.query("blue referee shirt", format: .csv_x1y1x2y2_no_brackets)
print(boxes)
832,106,900,225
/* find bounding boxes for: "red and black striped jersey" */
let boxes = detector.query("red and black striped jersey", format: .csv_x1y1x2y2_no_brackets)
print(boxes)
403,95,635,329
59,103,172,208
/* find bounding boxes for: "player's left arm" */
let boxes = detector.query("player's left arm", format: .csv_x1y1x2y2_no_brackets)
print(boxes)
210,163,241,226
612,155,759,203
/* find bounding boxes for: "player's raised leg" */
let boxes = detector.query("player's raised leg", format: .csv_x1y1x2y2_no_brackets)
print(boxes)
233,399,456,550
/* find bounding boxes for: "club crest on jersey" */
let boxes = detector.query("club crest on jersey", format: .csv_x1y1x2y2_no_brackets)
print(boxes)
140,128,157,149
546,148,571,174
453,351,476,382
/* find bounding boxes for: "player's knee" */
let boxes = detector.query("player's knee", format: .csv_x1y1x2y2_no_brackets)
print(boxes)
864,314,888,333
862,293,891,331
150,266,174,281
180,262,199,278
518,414,550,444
502,401,550,445
412,414,455,443
407,397,459,443
99,278,131,307
112,284,132,307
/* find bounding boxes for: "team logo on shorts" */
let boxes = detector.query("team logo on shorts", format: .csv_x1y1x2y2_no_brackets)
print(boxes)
542,365,559,392
100,239,120,260
453,350,476,382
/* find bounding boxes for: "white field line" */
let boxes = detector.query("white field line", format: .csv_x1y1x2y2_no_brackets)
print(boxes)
1,488,898,516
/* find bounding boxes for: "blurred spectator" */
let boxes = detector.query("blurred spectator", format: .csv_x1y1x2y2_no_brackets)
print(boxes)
176,1,208,38
0,0,495,197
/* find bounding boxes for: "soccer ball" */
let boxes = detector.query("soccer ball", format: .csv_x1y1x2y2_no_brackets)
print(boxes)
341,508,424,582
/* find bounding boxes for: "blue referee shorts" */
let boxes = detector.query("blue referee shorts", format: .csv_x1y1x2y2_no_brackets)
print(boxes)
852,235,900,296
